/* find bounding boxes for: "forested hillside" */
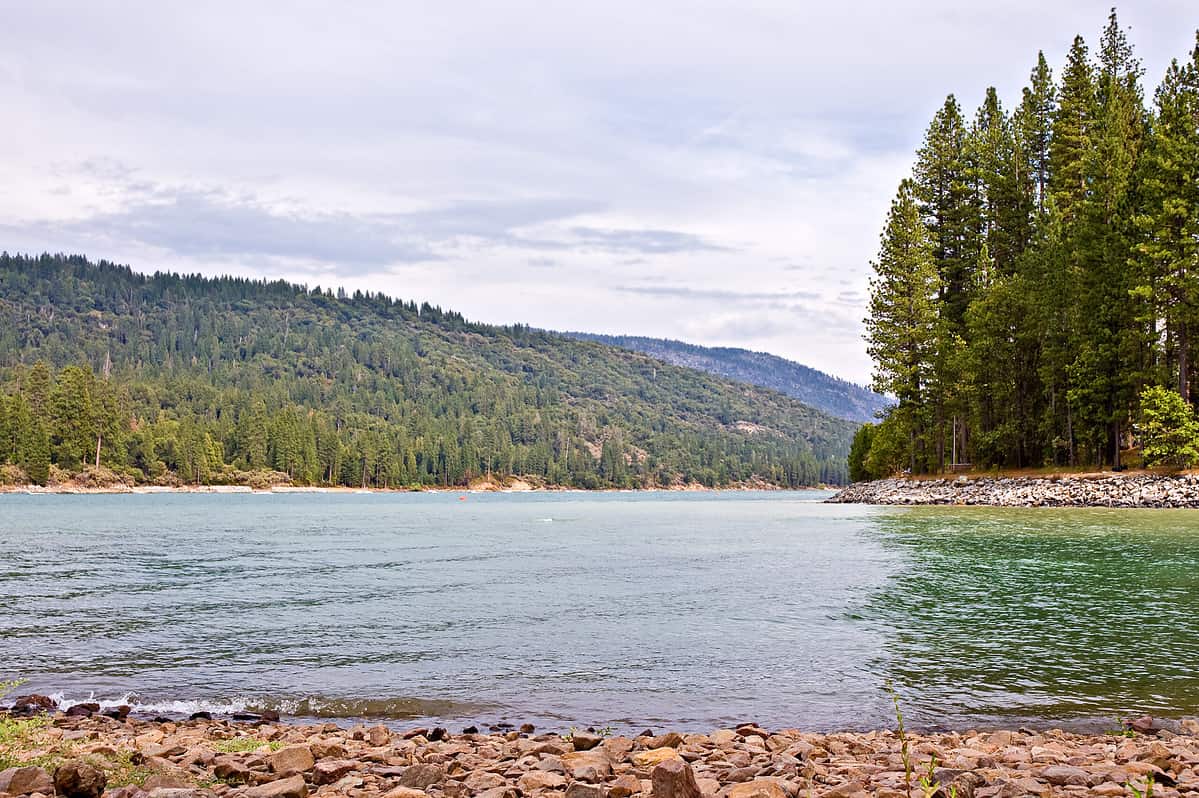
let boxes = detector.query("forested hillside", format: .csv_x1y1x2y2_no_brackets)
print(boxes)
0,254,854,489
856,13,1199,478
565,333,889,423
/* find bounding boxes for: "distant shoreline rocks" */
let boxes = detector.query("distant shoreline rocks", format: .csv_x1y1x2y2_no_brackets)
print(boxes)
827,472,1199,508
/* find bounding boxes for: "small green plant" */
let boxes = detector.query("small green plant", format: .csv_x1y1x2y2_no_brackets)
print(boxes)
561,726,614,742
885,680,913,797
213,737,281,753
1127,774,1155,798
917,755,957,798
91,751,159,788
1105,716,1136,738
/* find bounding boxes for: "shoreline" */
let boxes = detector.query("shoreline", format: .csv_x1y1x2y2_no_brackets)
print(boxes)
827,472,1199,508
1,705,1197,798
0,483,836,497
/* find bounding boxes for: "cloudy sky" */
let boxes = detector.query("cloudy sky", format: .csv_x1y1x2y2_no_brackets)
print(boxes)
1,2,1194,383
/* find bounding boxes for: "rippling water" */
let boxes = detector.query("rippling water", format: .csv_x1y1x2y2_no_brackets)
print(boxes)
1,491,1196,731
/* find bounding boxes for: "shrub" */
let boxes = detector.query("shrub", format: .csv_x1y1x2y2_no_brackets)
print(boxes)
1137,385,1199,468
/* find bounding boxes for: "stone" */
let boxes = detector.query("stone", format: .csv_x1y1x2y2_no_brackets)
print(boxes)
268,745,315,775
1040,765,1089,786
463,771,508,792
649,758,700,798
312,759,358,785
399,764,447,790
1127,716,1160,735
141,771,192,791
245,775,309,798
563,750,613,781
817,782,865,798
0,767,54,796
709,730,737,747
9,695,56,716
474,789,517,798
517,771,567,791
573,732,604,751
634,748,680,768
53,762,107,798
367,725,392,747
565,782,606,798
212,756,252,782
382,789,428,798
726,780,788,798
650,733,684,750
65,703,100,718
609,774,643,797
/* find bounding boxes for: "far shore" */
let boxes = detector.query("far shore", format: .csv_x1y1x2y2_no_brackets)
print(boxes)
828,471,1199,508
0,701,1195,798
0,481,836,496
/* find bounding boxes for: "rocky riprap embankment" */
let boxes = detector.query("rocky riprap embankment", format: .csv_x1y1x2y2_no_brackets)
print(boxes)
3,701,1199,798
827,473,1199,508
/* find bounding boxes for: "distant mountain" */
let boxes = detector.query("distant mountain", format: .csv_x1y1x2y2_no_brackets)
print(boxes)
563,333,889,423
0,254,858,489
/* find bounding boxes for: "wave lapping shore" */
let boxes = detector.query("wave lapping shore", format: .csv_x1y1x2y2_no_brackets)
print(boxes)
827,473,1199,508
3,712,1199,798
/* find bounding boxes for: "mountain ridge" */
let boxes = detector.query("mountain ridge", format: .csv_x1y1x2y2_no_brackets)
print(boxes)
562,332,888,423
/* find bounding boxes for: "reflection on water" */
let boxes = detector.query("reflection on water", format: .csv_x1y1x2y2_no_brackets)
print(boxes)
865,507,1199,728
0,493,1196,731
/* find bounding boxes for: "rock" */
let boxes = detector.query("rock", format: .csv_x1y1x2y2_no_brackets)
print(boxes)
565,782,606,798
518,771,567,791
427,728,448,742
212,756,252,783
399,764,446,790
474,789,517,798
0,767,54,796
519,724,536,734
141,771,192,791
726,780,788,798
367,725,392,747
53,762,107,798
312,760,358,785
1040,765,1090,786
144,790,202,798
609,774,643,798
817,782,865,798
382,789,428,798
563,750,613,781
649,758,701,798
1127,716,1160,735
245,775,308,798
634,748,680,768
9,695,56,716
65,703,100,718
573,732,604,752
463,771,508,792
268,745,315,775
709,730,737,747
650,733,684,750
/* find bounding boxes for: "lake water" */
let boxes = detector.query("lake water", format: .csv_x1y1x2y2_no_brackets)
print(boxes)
2,491,1197,732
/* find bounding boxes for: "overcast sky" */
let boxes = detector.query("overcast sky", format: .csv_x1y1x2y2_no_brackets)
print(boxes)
2,2,1194,384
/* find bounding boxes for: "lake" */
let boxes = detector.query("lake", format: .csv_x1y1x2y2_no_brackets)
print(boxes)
1,491,1196,732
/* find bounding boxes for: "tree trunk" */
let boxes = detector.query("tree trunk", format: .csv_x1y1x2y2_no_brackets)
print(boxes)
95,434,102,469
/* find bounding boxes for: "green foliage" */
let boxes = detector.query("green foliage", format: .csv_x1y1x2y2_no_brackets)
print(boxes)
1138,385,1199,467
0,254,855,490
862,13,1199,475
212,737,282,753
847,423,875,482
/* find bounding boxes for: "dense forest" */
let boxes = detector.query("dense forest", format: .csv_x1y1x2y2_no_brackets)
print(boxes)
0,254,855,489
854,12,1199,479
564,333,890,423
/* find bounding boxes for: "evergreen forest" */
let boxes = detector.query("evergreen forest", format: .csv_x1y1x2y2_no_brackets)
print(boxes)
855,12,1199,478
0,253,855,489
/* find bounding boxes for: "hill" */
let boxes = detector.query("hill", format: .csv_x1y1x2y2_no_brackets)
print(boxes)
563,333,888,423
0,253,855,489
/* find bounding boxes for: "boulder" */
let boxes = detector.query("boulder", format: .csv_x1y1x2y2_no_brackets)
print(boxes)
0,767,54,796
398,764,446,790
53,761,107,798
726,780,787,798
562,750,613,781
572,732,604,752
517,771,567,791
633,748,680,768
9,695,56,716
609,774,643,798
312,760,358,786
565,782,606,798
268,745,315,775
649,758,700,798
212,756,251,783
65,703,100,718
1040,765,1089,786
245,775,308,798
367,726,392,747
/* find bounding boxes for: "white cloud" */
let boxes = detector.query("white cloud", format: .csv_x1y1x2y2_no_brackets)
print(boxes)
0,0,1194,383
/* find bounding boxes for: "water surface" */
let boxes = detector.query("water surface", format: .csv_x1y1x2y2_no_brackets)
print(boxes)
1,491,1196,731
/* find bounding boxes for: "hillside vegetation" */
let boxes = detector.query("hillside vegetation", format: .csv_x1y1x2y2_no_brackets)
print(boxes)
565,333,888,423
857,13,1199,478
0,253,854,489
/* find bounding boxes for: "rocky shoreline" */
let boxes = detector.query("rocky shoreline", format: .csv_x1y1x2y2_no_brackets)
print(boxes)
827,473,1199,508
2,700,1199,798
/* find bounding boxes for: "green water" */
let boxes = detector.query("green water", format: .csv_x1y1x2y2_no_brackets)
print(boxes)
0,492,1195,730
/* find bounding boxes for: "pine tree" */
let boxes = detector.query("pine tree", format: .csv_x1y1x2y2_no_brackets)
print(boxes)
1050,36,1097,223
866,180,941,472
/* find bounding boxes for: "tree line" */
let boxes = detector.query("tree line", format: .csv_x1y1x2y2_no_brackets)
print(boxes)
0,254,853,489
854,11,1199,479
